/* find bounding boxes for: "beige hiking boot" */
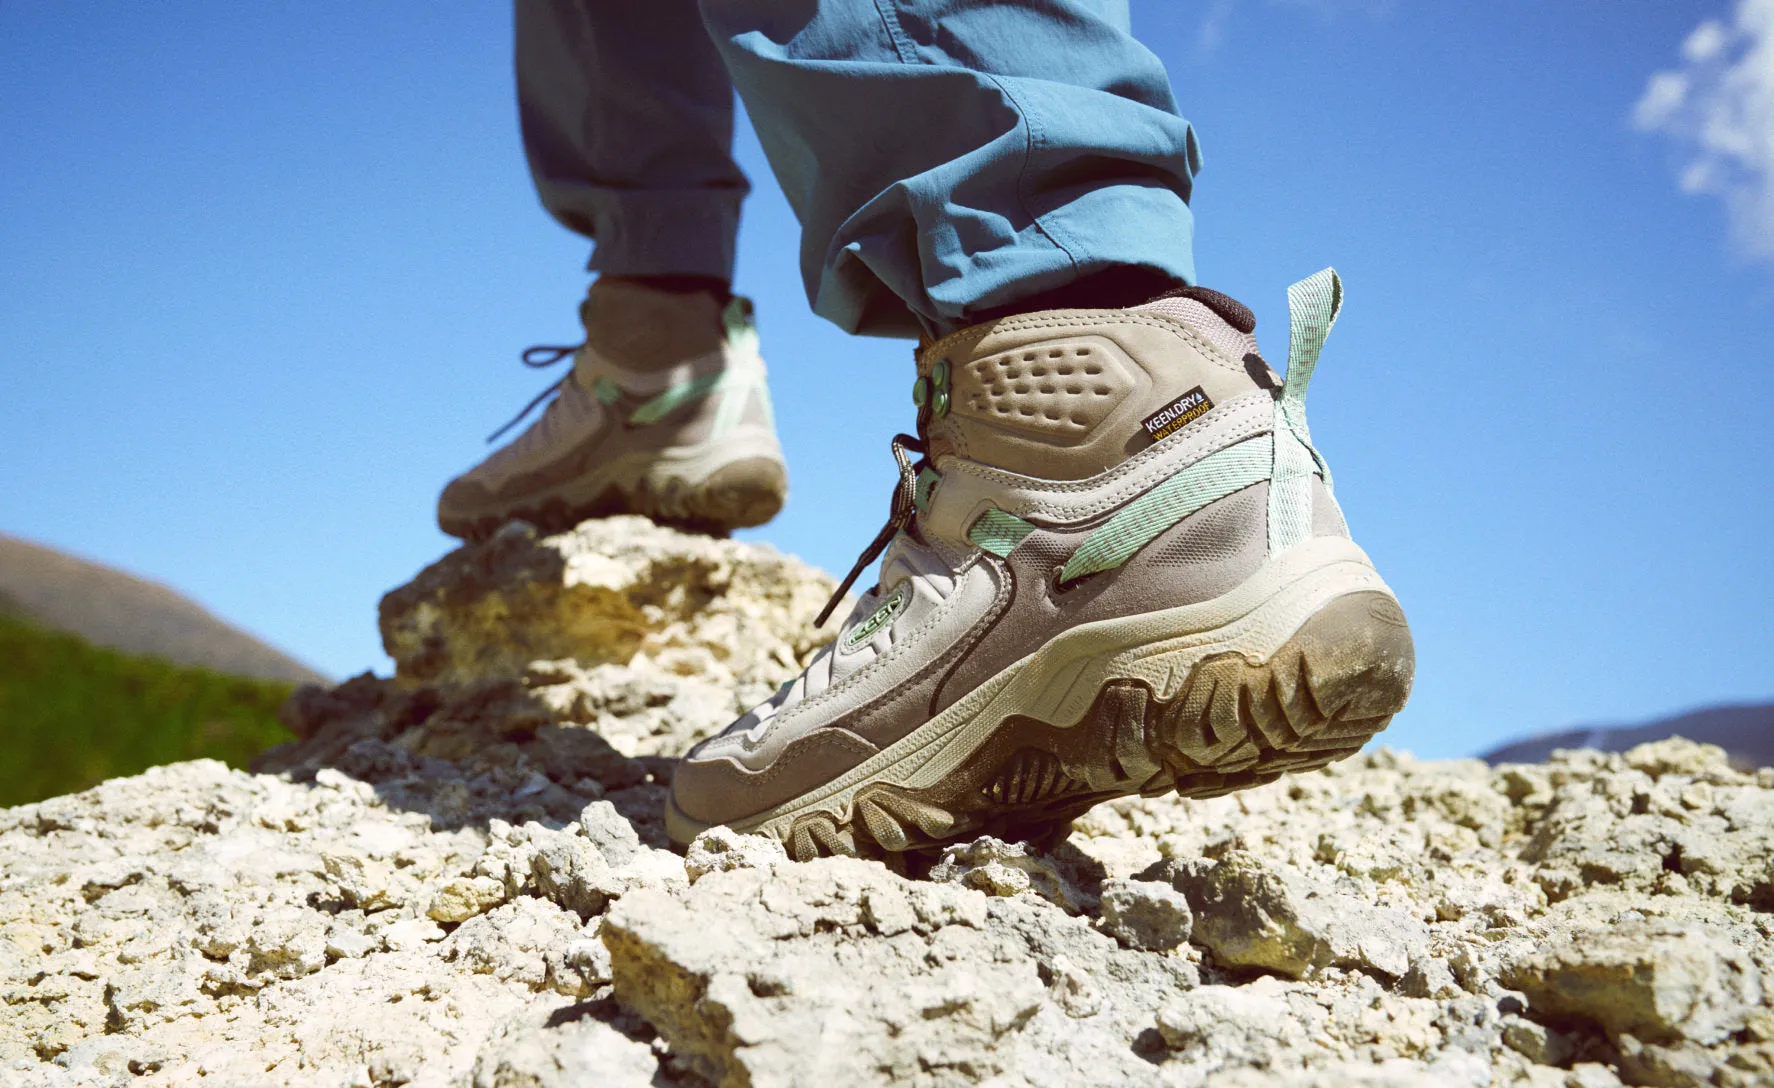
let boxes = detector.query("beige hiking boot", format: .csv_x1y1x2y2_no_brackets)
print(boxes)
438,279,788,539
667,270,1414,858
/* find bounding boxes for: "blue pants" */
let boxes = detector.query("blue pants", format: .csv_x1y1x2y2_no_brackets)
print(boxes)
517,0,1200,339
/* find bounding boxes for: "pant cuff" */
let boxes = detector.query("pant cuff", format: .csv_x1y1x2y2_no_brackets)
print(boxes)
575,187,744,281
818,184,1197,339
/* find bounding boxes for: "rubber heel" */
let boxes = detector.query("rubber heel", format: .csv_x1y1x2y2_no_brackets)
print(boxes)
666,457,787,532
1151,590,1415,798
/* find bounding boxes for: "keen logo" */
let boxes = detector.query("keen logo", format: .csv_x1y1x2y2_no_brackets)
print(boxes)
1141,387,1213,442
840,584,909,653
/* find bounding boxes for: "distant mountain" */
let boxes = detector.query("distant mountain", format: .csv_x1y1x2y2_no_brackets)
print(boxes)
1482,702,1774,771
0,533,326,686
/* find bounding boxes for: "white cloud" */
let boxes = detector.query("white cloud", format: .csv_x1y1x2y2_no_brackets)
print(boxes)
1684,19,1730,64
1195,0,1392,56
1197,0,1236,55
1633,71,1689,130
1633,0,1774,258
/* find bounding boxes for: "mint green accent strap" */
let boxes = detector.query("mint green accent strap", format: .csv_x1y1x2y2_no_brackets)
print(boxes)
1269,268,1342,556
969,508,1037,557
710,364,769,438
629,370,727,425
1058,437,1273,582
592,376,623,405
627,296,766,434
914,467,940,514
626,363,766,436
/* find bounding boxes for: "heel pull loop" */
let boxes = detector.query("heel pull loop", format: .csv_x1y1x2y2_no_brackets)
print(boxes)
1269,268,1342,556
721,295,760,353
1283,269,1342,409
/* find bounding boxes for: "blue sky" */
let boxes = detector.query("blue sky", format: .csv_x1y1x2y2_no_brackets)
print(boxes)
2,1,1769,759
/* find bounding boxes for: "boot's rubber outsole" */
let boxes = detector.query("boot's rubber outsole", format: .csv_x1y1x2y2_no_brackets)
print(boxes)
788,591,1412,859
667,544,1412,859
443,456,787,541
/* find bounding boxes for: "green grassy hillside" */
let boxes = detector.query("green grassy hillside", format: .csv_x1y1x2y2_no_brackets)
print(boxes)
0,611,295,807
0,533,327,685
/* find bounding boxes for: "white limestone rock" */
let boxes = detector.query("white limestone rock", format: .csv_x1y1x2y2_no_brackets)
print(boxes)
4,520,1773,1087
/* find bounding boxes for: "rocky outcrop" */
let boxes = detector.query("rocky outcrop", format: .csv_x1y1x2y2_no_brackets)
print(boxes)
4,517,1773,1087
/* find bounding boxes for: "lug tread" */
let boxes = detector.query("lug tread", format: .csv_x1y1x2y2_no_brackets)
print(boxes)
774,590,1413,862
444,457,787,541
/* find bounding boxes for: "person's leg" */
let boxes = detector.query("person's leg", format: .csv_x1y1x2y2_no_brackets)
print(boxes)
518,0,748,280
670,1,1414,856
698,0,1200,337
438,1,787,540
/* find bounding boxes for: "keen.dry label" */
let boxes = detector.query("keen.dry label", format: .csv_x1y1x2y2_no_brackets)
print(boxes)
1141,386,1213,442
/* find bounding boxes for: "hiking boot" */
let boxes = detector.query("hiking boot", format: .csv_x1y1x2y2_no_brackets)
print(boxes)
667,269,1414,858
438,279,788,539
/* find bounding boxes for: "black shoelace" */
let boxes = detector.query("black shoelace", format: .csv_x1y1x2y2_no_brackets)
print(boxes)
484,343,585,444
815,429,929,627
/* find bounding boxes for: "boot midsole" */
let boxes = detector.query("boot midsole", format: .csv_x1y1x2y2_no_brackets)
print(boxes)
458,427,786,520
682,537,1395,843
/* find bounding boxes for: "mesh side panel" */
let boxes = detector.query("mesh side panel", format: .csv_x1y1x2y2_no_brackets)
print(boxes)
1147,486,1265,568
1016,533,1073,571
1311,478,1349,540
738,384,774,430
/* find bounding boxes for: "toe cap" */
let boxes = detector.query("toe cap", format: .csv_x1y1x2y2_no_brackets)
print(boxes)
436,475,495,534
667,727,881,839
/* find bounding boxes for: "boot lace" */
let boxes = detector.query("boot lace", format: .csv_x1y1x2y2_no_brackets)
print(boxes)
815,433,927,627
484,343,584,444
815,348,941,627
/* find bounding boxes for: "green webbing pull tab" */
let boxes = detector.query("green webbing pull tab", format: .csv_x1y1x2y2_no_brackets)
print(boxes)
1283,269,1342,407
722,295,760,353
1268,268,1342,556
